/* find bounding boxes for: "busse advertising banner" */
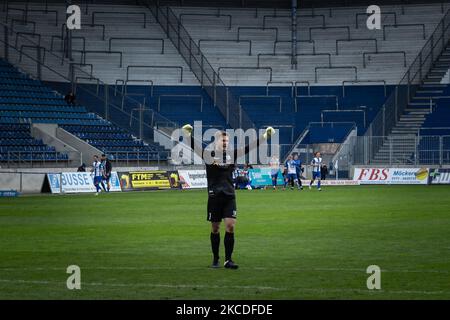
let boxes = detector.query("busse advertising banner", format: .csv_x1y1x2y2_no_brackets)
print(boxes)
178,170,207,189
353,168,429,185
118,171,180,191
428,168,450,184
47,172,121,194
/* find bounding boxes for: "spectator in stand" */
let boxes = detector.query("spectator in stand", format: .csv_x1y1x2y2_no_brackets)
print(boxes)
65,91,76,105
77,163,86,172
321,164,328,180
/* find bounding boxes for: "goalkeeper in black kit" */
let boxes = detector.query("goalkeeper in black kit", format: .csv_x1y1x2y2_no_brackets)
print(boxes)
182,124,276,269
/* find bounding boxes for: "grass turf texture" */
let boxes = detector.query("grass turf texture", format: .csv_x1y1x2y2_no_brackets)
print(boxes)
0,185,449,300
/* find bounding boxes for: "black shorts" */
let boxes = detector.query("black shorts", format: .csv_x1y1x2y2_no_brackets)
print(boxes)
103,173,111,182
207,195,237,222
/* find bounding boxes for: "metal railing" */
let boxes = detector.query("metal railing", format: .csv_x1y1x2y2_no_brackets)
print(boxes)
338,135,450,166
282,122,355,161
362,51,406,68
218,66,273,82
91,11,149,28
266,81,295,97
139,0,255,131
10,18,36,34
309,26,350,41
75,49,123,68
115,79,154,98
295,81,311,96
355,11,397,28
257,52,331,68
365,8,450,157
0,22,176,163
198,39,252,56
237,26,279,42
295,95,339,112
109,37,165,54
383,24,426,40
60,22,105,42
157,94,204,112
274,40,316,55
0,150,80,168
321,109,366,128
336,38,378,55
104,151,166,167
263,14,326,29
51,35,86,55
126,65,183,83
179,13,232,30
342,80,387,97
239,95,283,113
5,3,58,26
315,66,357,83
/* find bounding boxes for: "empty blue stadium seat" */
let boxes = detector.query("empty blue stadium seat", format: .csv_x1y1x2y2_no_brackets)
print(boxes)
0,58,168,162
0,123,68,162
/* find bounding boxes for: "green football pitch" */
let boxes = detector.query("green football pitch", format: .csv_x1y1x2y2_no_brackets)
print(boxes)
0,185,449,300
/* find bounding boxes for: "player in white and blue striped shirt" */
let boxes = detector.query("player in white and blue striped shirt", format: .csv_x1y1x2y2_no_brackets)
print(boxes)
309,152,322,191
91,155,105,195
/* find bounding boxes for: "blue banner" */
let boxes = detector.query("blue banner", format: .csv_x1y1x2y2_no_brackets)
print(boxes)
0,190,19,197
248,168,284,187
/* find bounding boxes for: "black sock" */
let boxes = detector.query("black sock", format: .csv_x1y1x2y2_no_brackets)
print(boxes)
224,232,235,262
210,232,220,261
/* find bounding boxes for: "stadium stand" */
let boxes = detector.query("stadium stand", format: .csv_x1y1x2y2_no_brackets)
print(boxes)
173,4,444,85
370,42,450,164
2,3,199,85
0,123,68,163
0,58,168,165
417,86,450,165
0,1,449,167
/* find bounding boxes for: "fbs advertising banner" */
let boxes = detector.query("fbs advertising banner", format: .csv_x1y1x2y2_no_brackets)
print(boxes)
428,168,450,184
118,171,181,191
353,168,429,185
47,172,121,193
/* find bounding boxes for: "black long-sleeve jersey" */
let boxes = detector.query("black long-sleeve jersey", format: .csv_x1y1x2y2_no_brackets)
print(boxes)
190,136,258,197
103,159,112,175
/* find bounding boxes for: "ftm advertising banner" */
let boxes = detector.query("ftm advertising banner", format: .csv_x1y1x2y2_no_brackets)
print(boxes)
47,172,122,193
353,168,429,185
118,171,180,191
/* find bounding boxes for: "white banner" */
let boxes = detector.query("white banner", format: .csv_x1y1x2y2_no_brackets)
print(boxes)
353,168,429,185
47,172,122,193
178,170,207,189
299,180,360,186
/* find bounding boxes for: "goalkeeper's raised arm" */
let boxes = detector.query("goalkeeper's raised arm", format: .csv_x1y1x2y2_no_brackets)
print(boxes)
181,124,275,162
179,124,275,270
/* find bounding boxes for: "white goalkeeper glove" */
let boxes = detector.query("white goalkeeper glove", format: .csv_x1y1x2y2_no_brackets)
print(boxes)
263,126,276,139
182,124,193,136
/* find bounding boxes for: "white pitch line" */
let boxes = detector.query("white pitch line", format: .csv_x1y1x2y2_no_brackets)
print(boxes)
0,279,448,296
0,266,449,274
0,279,281,291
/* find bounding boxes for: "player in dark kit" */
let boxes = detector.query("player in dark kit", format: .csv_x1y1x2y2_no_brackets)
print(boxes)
101,154,112,192
182,124,275,269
